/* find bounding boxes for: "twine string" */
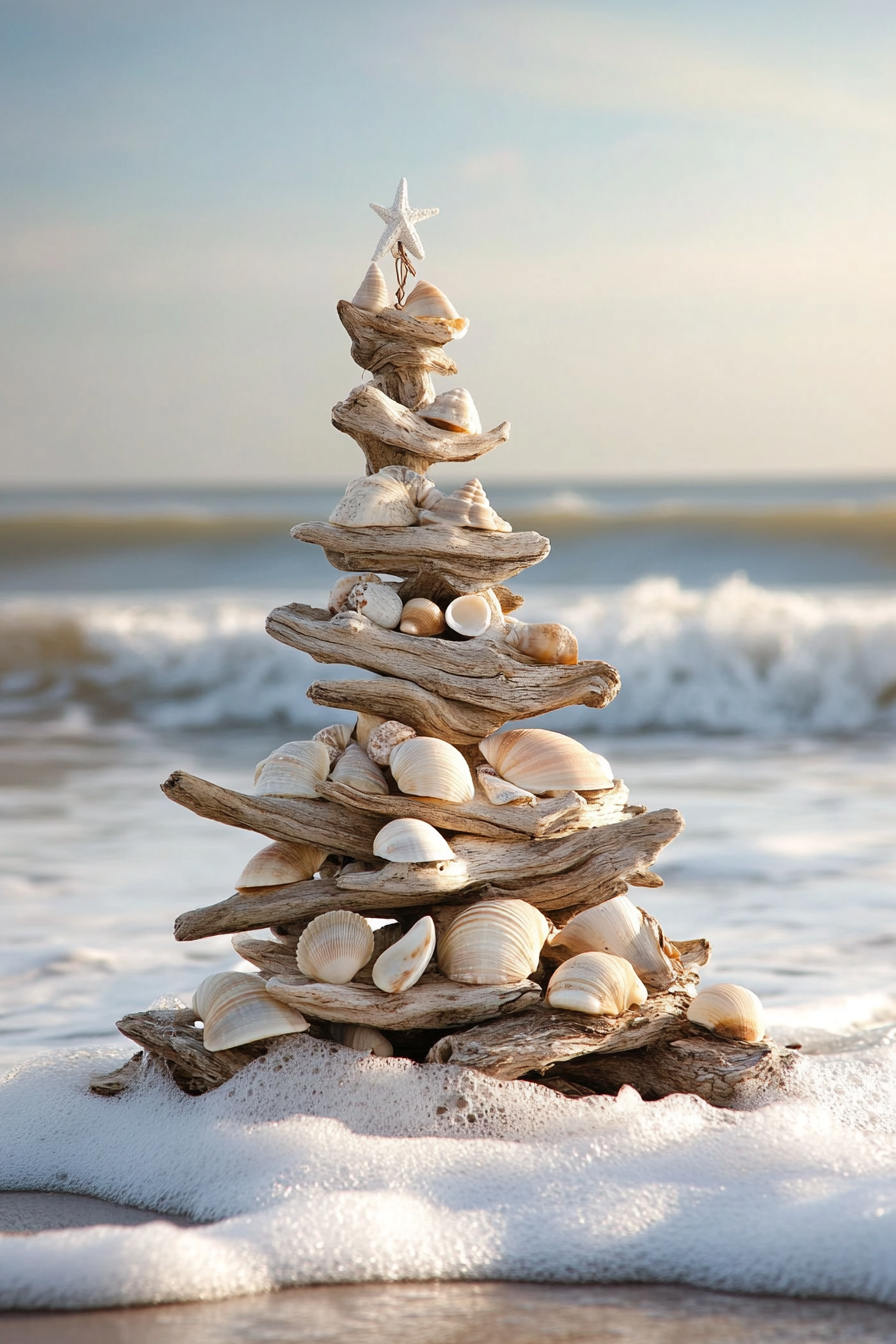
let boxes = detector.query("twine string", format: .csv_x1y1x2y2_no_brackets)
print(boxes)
393,241,417,308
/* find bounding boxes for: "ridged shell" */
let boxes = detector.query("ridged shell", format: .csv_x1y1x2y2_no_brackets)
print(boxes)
351,262,390,313
445,593,492,637
505,621,578,666
193,971,309,1051
549,895,677,989
418,387,481,434
400,597,446,636
313,722,355,765
687,984,765,1043
400,280,459,320
345,581,403,629
390,736,475,803
367,720,417,766
328,573,379,615
373,818,455,864
329,467,430,528
373,915,436,993
355,712,387,750
331,1023,393,1056
296,910,374,984
254,741,330,798
546,952,648,1016
479,729,614,796
330,743,389,795
236,840,329,891
438,899,549,985
476,765,537,807
420,478,511,532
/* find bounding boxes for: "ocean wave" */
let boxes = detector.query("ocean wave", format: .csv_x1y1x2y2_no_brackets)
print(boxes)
2,576,896,734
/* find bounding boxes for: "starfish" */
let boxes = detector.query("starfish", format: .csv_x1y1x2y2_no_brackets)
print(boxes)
370,178,439,262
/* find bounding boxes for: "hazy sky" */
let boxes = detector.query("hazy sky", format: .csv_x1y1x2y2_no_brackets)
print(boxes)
2,1,895,485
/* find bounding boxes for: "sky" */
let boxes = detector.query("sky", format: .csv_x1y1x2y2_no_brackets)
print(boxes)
1,0,895,486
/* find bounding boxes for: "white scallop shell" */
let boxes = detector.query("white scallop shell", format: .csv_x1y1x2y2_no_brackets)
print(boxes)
437,899,549,985
687,984,765,1043
399,597,446,636
345,581,404,629
505,621,578,666
192,971,309,1051
236,840,329,891
295,910,374,984
479,729,614,796
328,573,379,614
419,478,511,532
418,388,481,434
351,262,390,313
367,720,417,766
313,722,355,765
254,741,330,797
329,466,432,528
476,765,537,807
445,593,492,637
390,736,475,803
373,818,455,864
331,1023,393,1056
400,280,459,320
549,895,677,990
373,915,436,993
330,743,389,795
545,952,648,1016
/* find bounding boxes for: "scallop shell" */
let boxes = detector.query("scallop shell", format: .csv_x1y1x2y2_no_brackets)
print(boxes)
351,262,390,313
328,573,380,615
193,971,309,1051
355,712,387,750
345,581,403,629
329,466,431,528
373,915,436,993
476,765,537,807
505,621,578,666
418,387,481,435
330,743,389,795
367,720,417,766
390,736,475,803
295,910,374,984
445,593,492,637
687,984,765,1043
313,722,355,765
549,895,677,989
420,478,511,532
438,899,549,985
331,1023,393,1056
373,818,455,864
479,729,614,796
254,741,330,797
236,840,329,891
545,952,648,1016
399,597,446,636
400,280,459,320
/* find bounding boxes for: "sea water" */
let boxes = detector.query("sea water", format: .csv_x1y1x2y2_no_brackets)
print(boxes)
1,481,895,1309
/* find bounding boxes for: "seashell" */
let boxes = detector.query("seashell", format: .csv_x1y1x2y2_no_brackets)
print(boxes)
546,952,647,1016
355,712,387,750
345,581,403,629
390,736,475,803
254,740,330,798
328,573,380,615
400,597,446,637
420,477,511,532
236,840,329,891
329,466,433,528
479,729,614,796
687,984,765,1043
313,722,355,765
418,387,481,435
505,621,578,666
193,971,309,1051
351,261,390,313
373,818,456,864
476,765,537,807
438,899,549,985
373,915,436,993
445,592,492,638
296,910,374,984
367,720,417,766
399,279,459,321
549,895,677,989
330,743,389,795
331,1023,393,1056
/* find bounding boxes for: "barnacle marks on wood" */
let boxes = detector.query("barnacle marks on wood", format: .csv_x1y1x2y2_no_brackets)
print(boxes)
308,676,504,746
114,1008,268,1095
332,382,510,474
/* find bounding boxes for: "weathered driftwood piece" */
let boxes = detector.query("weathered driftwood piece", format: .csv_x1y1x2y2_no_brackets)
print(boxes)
268,605,620,717
337,301,465,413
161,770,380,859
309,676,504,745
264,971,541,1031
115,1008,269,1095
174,881,405,942
232,934,298,977
89,1052,144,1097
289,527,550,594
332,382,510,474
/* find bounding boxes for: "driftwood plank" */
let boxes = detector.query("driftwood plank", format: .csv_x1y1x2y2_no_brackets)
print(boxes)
114,1009,270,1095
174,880,407,942
332,382,510,474
264,971,541,1031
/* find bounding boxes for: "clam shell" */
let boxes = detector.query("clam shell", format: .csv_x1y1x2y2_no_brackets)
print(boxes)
355,712,387,750
373,818,455,864
549,895,677,989
400,280,459,320
445,592,492,637
331,1023,393,1056
367,720,417,766
687,984,765,1043
254,741,330,797
296,910,374,984
438,899,549,985
328,573,379,615
479,729,614,796
390,736,475,803
313,722,355,765
419,478,511,532
476,765,537,807
330,743,389,795
400,597,446,637
236,840,329,891
346,581,403,629
545,952,648,1016
418,387,480,434
351,262,390,313
193,971,309,1051
505,621,578,666
329,467,425,528
373,915,436,993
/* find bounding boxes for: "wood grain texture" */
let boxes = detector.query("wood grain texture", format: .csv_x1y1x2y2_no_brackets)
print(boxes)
114,1008,270,1095
308,676,504,745
332,382,510,474
174,880,408,942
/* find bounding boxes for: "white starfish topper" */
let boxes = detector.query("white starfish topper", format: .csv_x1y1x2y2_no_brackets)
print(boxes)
370,178,439,263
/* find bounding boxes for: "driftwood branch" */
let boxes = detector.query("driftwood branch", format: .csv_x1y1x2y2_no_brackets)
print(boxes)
332,383,510,474
264,971,541,1031
337,301,466,412
114,1009,269,1095
174,880,407,942
89,1052,145,1097
308,676,504,745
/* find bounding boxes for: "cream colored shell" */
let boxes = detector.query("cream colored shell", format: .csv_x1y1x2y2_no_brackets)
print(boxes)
479,729,614,796
345,581,403,629
236,840,329,891
373,915,436,993
476,765,537,807
373,818,455,864
437,899,549,985
549,895,677,990
390,736,475,803
399,597,445,636
367,720,417,766
254,740,330,798
445,593,492,637
420,478,511,532
331,1023,393,1056
328,573,380,614
505,621,578,666
313,722,355,764
545,952,648,1016
330,743,389,795
329,466,436,528
418,387,481,434
296,910,375,984
687,984,765,1043
351,261,390,313
192,971,309,1051
400,280,459,320
355,712,387,750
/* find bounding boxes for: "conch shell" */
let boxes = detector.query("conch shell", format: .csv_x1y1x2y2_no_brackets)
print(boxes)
236,840,329,891
687,984,765,1043
367,720,417,766
400,279,459,321
328,573,380,614
545,952,648,1016
476,765,536,807
254,740,330,798
400,597,445,636
505,621,578,666
295,910,374,984
329,466,438,528
549,895,677,990
373,818,455,863
438,899,549,985
313,722,354,765
351,262,390,313
445,593,492,637
193,971,308,1051
330,742,389,795
390,736,475,803
420,478,511,532
372,914,436,993
330,1023,393,1056
345,581,403,629
418,387,481,434
479,729,614,796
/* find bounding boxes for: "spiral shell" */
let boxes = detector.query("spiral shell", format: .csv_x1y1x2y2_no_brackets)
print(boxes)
351,261,390,313
328,573,380,614
479,729,614,797
420,478,511,532
546,952,648,1017
400,597,446,636
254,741,330,798
505,621,578,666
345,581,403,629
193,971,309,1051
296,910,374,984
438,899,549,985
418,388,481,435
476,765,537,807
373,915,436,993
330,742,389,795
390,736,475,803
331,1023,393,1056
367,720,417,766
445,593,492,637
687,984,765,1043
373,819,455,864
236,840,329,891
329,466,434,528
549,895,677,989
313,722,355,765
400,280,459,320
